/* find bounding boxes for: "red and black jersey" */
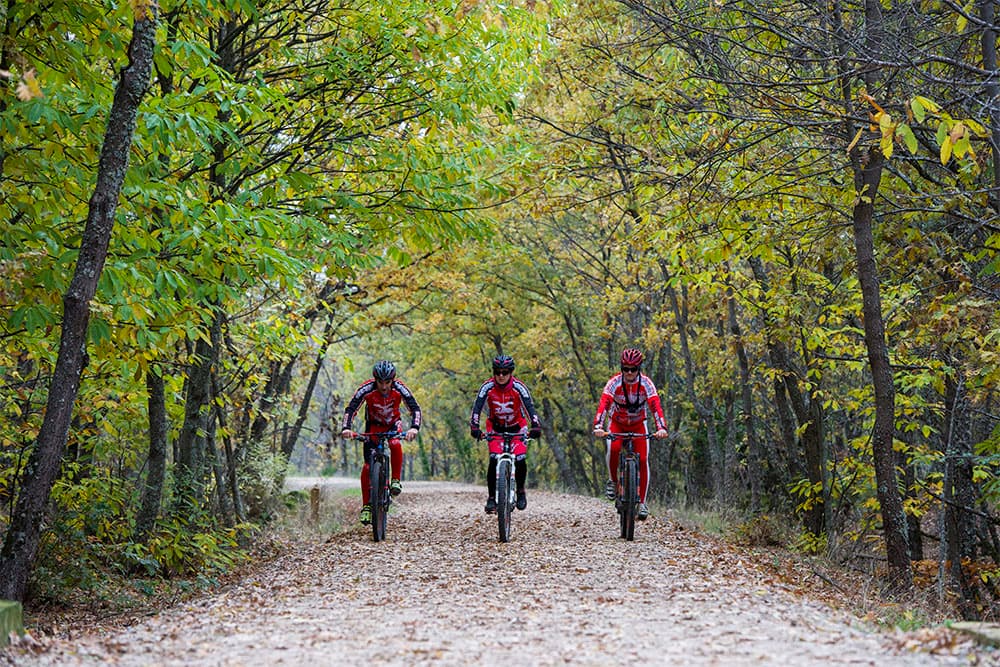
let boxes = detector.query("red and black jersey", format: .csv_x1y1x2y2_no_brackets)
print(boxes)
341,379,422,433
470,376,540,433
593,372,667,431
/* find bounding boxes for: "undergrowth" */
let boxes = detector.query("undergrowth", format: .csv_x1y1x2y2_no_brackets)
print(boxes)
665,505,973,631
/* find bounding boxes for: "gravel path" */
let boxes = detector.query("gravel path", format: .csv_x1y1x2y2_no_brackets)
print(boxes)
6,480,990,666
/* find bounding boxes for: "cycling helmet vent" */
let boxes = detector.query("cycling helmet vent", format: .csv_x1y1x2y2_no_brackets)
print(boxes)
492,354,515,373
620,348,644,367
372,360,396,381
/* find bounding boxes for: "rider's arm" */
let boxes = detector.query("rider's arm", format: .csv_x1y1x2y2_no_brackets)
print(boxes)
469,380,492,437
341,382,376,437
647,392,668,436
395,380,422,431
512,380,542,431
593,390,614,434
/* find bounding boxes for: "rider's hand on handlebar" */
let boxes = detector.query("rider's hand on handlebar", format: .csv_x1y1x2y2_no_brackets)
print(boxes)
654,428,668,440
470,427,482,440
593,428,607,439
340,429,355,440
529,426,541,439
404,427,419,442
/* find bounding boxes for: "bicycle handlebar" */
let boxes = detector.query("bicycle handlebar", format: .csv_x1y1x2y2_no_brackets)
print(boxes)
482,430,530,440
593,431,663,440
347,430,403,441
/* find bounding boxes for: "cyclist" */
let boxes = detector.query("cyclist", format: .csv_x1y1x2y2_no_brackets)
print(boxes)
340,360,421,525
592,347,668,520
470,354,542,513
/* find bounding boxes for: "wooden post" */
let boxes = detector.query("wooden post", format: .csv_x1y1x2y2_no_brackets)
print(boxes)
309,485,320,526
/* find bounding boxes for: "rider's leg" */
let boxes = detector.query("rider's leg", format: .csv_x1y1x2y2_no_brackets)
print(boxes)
389,438,403,482
360,462,371,506
485,455,498,512
636,436,650,503
607,436,623,488
515,458,527,493
486,456,497,498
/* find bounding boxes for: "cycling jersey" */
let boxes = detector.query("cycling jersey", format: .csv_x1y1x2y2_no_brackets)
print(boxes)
593,372,667,431
470,376,540,434
594,372,667,504
342,378,421,506
342,379,422,433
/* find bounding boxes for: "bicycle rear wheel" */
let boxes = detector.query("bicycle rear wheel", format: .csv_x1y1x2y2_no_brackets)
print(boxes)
370,457,387,542
621,458,637,541
497,459,513,543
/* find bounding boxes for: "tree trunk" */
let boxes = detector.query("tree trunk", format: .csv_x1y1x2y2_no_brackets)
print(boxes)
979,0,1000,212
540,397,575,491
727,285,762,511
0,8,157,601
173,309,222,516
134,368,167,542
850,142,912,594
944,373,978,618
665,282,720,505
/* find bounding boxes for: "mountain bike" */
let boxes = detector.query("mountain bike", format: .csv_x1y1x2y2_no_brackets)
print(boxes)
354,430,401,542
602,432,648,541
484,430,527,543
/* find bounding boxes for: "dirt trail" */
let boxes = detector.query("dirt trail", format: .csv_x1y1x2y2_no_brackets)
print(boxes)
6,481,990,666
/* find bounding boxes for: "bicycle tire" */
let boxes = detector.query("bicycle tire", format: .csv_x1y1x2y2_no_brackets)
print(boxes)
622,457,637,541
370,457,386,542
497,459,513,543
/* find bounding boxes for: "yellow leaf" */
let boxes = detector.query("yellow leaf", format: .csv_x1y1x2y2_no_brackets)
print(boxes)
940,137,953,164
846,128,863,155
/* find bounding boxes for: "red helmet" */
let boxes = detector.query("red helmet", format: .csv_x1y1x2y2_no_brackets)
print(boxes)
620,348,643,367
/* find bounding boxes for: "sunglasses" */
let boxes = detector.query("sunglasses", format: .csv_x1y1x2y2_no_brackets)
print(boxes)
621,366,640,373
494,370,511,376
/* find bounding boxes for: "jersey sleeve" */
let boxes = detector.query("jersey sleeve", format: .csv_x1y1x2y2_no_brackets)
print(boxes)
593,379,616,427
513,380,541,427
469,380,491,428
341,383,370,430
395,381,422,430
647,391,667,431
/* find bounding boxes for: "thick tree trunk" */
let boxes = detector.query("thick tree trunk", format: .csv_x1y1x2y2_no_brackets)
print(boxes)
134,368,168,542
0,9,156,601
851,143,912,594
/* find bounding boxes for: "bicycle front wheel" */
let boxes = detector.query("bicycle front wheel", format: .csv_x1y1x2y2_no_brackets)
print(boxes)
621,458,638,541
497,459,513,543
370,457,387,542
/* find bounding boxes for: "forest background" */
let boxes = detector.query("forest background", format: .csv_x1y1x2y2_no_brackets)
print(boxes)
1,0,999,623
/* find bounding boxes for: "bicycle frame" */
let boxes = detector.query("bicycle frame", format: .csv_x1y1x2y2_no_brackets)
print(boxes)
484,430,526,543
606,431,649,541
355,430,401,542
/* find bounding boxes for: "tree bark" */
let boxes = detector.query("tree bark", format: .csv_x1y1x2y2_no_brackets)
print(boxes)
134,368,167,543
0,7,157,601
944,373,978,618
851,142,912,594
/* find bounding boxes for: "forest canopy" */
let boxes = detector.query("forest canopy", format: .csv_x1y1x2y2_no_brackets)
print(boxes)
1,0,998,617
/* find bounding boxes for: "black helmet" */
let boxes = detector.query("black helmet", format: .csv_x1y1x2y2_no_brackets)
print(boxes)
492,354,515,373
372,360,396,381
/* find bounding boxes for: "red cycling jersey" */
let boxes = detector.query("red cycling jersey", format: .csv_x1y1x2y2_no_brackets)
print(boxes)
593,372,667,432
470,376,540,434
470,376,540,458
593,372,666,504
342,379,422,433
